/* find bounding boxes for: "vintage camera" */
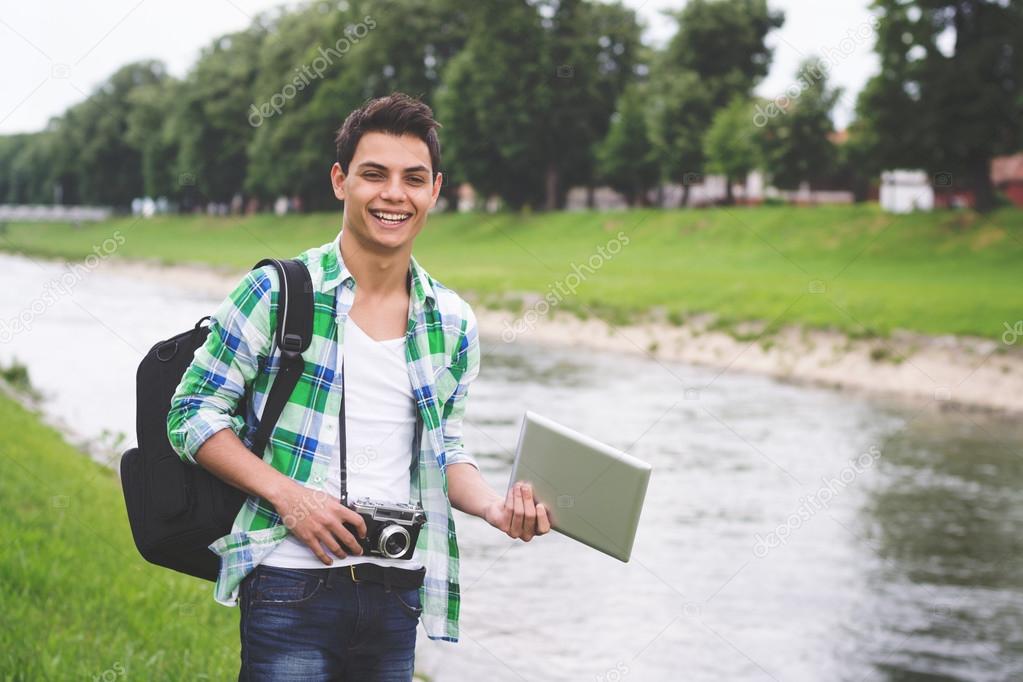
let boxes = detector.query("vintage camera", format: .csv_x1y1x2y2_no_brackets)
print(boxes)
345,497,426,560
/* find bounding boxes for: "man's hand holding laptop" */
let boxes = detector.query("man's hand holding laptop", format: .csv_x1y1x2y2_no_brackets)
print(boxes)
485,481,552,542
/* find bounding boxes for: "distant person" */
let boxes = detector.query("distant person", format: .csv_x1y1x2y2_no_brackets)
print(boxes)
167,92,551,681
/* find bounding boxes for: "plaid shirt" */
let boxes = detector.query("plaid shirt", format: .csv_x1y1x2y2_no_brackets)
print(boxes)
167,232,480,642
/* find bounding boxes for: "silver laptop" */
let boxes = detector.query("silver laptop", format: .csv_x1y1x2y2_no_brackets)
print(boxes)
508,411,652,562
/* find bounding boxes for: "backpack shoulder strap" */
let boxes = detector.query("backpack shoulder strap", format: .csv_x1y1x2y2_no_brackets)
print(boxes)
248,258,314,457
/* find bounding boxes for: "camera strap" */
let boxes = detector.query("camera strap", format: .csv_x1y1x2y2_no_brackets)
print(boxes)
339,359,348,507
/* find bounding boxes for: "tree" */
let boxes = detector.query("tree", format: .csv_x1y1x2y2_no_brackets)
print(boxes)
126,77,184,200
650,0,783,205
244,3,366,210
648,69,712,207
339,0,473,211
575,0,646,209
0,135,22,203
758,58,841,193
435,0,550,211
857,0,1023,212
703,97,759,204
436,0,642,211
177,24,270,207
0,132,59,204
245,0,475,211
832,111,881,203
536,0,643,210
46,60,169,207
661,0,784,111
596,84,659,206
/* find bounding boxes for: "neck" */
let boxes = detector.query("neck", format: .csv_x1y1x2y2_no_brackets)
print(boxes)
339,227,411,297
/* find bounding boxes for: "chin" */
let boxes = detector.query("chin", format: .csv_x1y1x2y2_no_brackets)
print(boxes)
364,214,418,244
362,224,415,250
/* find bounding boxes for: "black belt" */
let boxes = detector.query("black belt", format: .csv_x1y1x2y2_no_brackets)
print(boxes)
335,563,425,590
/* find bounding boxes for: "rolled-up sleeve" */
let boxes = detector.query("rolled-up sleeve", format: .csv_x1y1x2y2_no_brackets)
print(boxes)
441,303,481,471
167,266,276,466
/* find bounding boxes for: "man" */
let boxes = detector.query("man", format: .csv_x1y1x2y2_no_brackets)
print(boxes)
167,92,550,681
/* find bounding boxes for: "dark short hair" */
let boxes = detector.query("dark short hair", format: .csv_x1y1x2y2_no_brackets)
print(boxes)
334,92,442,180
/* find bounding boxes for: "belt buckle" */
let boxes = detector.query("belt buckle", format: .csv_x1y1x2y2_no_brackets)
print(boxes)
349,565,360,583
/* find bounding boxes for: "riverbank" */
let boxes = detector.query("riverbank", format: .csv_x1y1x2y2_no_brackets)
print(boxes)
3,205,1022,413
4,205,1023,339
476,305,1023,414
93,257,1023,414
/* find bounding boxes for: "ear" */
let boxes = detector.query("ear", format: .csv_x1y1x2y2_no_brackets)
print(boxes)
330,162,346,200
429,171,443,208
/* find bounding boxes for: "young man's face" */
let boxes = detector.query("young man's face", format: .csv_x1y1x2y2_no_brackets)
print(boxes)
331,131,442,253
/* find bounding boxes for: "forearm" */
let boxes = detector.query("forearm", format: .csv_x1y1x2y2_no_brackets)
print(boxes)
446,462,503,519
193,428,296,508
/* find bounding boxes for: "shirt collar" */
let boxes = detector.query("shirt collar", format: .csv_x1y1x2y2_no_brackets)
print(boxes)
318,231,436,309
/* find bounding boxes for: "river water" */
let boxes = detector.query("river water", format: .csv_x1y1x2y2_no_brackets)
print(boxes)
1,252,1021,681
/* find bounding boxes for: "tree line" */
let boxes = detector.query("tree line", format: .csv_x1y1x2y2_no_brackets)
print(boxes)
0,0,1019,213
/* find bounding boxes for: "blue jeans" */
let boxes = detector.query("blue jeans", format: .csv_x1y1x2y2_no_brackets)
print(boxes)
238,563,422,681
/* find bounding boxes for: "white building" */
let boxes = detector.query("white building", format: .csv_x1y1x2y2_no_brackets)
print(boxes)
880,169,934,213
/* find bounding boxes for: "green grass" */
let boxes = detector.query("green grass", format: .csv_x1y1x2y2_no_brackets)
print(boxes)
0,390,242,680
3,204,1022,339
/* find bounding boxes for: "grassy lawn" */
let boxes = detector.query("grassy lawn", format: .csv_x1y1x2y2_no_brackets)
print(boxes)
0,389,241,680
0,371,448,681
2,204,1022,339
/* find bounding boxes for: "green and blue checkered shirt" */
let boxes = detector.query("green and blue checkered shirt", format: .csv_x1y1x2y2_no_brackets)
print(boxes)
167,232,480,642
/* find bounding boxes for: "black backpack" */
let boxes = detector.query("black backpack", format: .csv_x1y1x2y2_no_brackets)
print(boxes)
119,258,314,581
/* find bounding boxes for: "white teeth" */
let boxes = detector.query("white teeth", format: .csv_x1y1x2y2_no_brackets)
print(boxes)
371,210,411,222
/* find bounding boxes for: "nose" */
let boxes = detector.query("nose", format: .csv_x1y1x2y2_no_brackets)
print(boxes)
378,175,407,203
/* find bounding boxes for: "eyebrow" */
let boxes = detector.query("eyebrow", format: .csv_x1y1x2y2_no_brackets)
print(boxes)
355,161,430,175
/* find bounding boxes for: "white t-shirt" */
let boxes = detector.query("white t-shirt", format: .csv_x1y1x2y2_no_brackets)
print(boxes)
261,316,424,570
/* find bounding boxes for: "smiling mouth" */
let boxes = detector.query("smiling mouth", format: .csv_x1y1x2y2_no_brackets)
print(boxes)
368,208,413,227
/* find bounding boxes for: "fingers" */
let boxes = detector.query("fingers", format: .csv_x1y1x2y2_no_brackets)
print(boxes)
325,517,364,556
338,506,368,540
502,482,552,542
300,530,335,566
313,527,345,564
520,483,537,542
536,502,552,535
316,528,347,561
510,482,524,539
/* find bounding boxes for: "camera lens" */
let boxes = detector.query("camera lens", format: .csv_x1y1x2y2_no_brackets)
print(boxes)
378,525,411,559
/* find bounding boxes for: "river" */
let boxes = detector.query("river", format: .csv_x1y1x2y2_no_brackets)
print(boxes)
1,252,1021,681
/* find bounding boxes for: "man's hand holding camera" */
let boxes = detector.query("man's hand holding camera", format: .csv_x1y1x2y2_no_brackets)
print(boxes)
272,480,367,564
484,481,552,542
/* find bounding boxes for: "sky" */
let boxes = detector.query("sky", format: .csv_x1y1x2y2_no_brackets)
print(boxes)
0,0,878,136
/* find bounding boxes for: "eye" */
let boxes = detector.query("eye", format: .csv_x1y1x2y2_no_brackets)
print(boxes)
407,176,426,185
363,172,383,180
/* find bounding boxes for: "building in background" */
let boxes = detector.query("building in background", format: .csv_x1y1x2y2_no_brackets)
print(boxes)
879,170,935,213
992,153,1023,208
